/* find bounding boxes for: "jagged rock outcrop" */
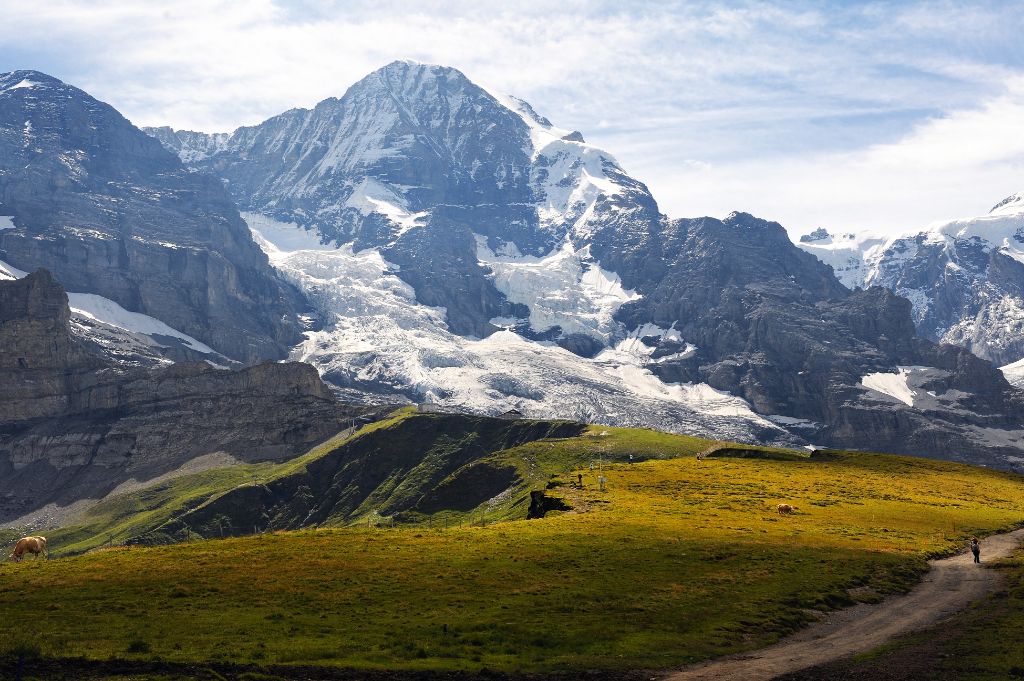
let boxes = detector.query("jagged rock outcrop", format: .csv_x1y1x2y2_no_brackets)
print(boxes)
0,70,305,363
0,269,105,422
0,271,359,524
144,126,229,163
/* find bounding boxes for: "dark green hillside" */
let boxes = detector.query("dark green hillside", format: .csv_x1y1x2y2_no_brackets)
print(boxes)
159,412,584,538
47,410,591,554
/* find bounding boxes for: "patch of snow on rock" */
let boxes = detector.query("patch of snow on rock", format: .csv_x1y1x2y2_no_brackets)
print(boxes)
611,323,696,364
0,258,28,281
67,293,216,354
243,212,334,252
344,177,428,236
766,415,819,429
1001,357,1024,388
1,257,214,354
4,79,38,92
860,366,929,406
477,235,639,343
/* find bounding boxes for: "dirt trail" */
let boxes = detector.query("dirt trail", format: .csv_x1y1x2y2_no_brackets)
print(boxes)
664,528,1024,681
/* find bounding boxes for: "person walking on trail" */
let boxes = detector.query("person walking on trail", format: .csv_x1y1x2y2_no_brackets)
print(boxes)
970,537,981,564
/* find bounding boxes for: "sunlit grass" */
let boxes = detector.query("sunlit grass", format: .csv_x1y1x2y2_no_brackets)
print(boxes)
3,421,1024,673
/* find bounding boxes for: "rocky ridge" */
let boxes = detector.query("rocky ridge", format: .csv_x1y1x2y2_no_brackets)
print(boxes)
798,194,1024,368
0,270,360,525
0,70,305,363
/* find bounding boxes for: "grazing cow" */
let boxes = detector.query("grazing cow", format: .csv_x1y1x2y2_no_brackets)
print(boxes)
9,536,47,562
776,504,797,515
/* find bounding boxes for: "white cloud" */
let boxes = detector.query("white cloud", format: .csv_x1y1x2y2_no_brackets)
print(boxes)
645,77,1024,234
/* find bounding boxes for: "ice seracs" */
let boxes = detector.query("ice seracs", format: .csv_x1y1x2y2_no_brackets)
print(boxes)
476,236,639,344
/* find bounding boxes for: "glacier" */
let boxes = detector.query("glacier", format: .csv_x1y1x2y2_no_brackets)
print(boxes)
140,61,1024,463
245,212,792,443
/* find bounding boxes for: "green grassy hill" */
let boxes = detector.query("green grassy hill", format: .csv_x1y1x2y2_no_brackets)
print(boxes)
3,412,1024,677
43,409,705,555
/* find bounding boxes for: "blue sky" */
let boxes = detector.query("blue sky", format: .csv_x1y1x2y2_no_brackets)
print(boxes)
2,0,1023,234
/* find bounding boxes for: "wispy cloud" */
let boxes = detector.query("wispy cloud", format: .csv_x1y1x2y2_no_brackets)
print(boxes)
650,76,1024,233
1,0,1023,233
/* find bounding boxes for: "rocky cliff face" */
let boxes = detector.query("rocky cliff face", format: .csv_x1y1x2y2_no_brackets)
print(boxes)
0,70,305,363
148,61,1024,466
798,194,1024,368
605,213,1024,466
0,270,358,524
0,269,104,422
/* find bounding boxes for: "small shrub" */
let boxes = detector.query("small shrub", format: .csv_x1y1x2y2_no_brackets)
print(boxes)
126,639,151,654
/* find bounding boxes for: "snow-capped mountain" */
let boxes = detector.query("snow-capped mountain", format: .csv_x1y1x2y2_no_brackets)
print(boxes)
798,193,1024,369
149,61,1024,466
0,70,304,363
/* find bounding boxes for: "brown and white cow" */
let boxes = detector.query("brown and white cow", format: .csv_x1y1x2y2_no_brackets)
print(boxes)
9,536,47,561
776,504,797,515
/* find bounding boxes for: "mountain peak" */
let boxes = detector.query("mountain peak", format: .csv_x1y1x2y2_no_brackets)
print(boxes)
799,227,832,243
380,58,464,75
0,69,71,94
990,191,1024,215
382,58,450,72
363,59,474,92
